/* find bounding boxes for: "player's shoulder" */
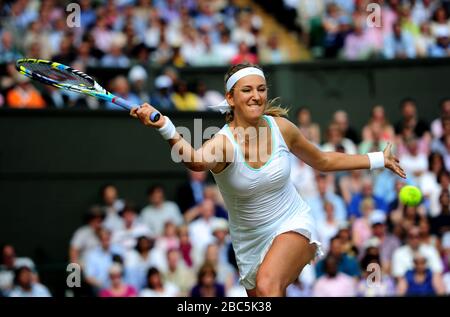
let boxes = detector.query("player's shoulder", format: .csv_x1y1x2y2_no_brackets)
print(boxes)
272,116,297,136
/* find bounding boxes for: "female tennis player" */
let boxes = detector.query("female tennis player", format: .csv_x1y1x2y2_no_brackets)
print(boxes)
131,64,406,297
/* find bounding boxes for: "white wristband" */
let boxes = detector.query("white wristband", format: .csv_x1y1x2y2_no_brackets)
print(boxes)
367,152,385,170
158,116,176,140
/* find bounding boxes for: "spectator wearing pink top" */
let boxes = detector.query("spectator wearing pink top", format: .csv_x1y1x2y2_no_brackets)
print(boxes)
99,264,137,297
313,255,357,297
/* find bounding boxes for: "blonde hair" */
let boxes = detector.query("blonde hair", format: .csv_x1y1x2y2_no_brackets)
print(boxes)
224,63,289,123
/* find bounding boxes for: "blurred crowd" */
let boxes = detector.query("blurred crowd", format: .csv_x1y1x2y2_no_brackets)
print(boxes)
1,0,450,109
282,0,450,59
2,97,450,297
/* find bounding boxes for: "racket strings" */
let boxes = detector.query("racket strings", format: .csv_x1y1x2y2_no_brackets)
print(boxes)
19,62,94,87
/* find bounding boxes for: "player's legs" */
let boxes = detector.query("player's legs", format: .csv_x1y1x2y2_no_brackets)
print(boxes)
254,231,317,297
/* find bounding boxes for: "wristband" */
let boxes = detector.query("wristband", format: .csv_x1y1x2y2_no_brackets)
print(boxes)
158,116,176,140
367,152,385,170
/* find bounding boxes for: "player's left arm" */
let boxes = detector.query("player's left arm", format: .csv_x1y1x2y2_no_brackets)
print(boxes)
274,117,406,178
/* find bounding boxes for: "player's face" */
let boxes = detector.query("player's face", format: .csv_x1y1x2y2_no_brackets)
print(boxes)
227,75,267,121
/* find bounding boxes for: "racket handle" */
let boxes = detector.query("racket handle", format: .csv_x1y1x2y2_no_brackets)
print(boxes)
113,96,161,122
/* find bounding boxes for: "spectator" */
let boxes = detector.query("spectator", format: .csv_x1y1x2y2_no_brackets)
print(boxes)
163,248,196,296
313,255,357,297
352,198,385,251
69,205,105,266
6,76,46,109
112,203,153,251
430,191,450,236
139,185,183,237
348,176,388,219
428,32,450,57
128,65,150,104
123,236,161,291
100,184,125,233
177,224,202,269
190,263,225,297
357,241,396,297
371,221,401,275
203,243,236,293
362,105,395,143
343,16,375,60
188,198,221,254
105,76,141,110
296,107,321,145
397,253,445,296
139,267,179,297
230,41,258,65
0,245,35,296
316,201,341,253
151,75,175,111
171,80,202,111
339,170,365,205
315,236,360,278
431,98,450,139
307,173,347,223
84,228,124,293
9,266,51,297
394,98,430,139
0,30,22,63
321,122,357,155
392,227,443,278
383,22,417,59
99,263,137,297
196,81,225,110
259,33,288,64
430,6,450,40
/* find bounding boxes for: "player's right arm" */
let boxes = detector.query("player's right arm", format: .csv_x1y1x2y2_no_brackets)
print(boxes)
131,103,231,173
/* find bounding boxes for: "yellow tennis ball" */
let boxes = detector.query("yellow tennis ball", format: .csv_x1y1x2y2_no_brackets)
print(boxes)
399,185,422,206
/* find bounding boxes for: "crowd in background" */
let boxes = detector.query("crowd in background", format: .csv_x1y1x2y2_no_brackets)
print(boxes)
277,0,450,59
2,0,450,108
2,97,450,297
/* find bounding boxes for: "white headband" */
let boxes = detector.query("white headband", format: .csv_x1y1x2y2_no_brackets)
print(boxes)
209,67,265,114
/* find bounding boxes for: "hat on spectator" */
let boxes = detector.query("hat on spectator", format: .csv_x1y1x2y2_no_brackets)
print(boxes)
212,218,229,233
128,65,148,82
155,75,172,89
364,237,381,249
369,212,386,225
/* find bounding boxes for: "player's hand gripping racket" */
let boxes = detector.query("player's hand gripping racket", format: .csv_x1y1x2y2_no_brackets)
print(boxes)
15,58,161,122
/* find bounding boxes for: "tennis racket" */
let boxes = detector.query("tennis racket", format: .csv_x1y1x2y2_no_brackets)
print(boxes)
15,58,160,122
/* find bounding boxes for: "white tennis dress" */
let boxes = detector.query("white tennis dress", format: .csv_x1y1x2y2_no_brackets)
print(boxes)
212,115,323,289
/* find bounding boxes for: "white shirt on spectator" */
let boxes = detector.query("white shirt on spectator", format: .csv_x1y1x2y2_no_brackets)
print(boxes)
139,202,183,237
112,222,153,251
9,283,51,297
139,282,179,297
391,244,444,278
188,217,220,255
70,225,100,264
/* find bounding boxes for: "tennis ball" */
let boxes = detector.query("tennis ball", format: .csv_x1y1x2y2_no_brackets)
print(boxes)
399,185,422,206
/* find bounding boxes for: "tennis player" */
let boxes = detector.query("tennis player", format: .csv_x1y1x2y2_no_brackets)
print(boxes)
131,64,406,297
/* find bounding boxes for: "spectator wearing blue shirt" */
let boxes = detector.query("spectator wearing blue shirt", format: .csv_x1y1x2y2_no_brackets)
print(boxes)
428,34,450,57
105,76,141,110
84,228,124,294
348,176,388,219
383,22,417,59
307,173,348,223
